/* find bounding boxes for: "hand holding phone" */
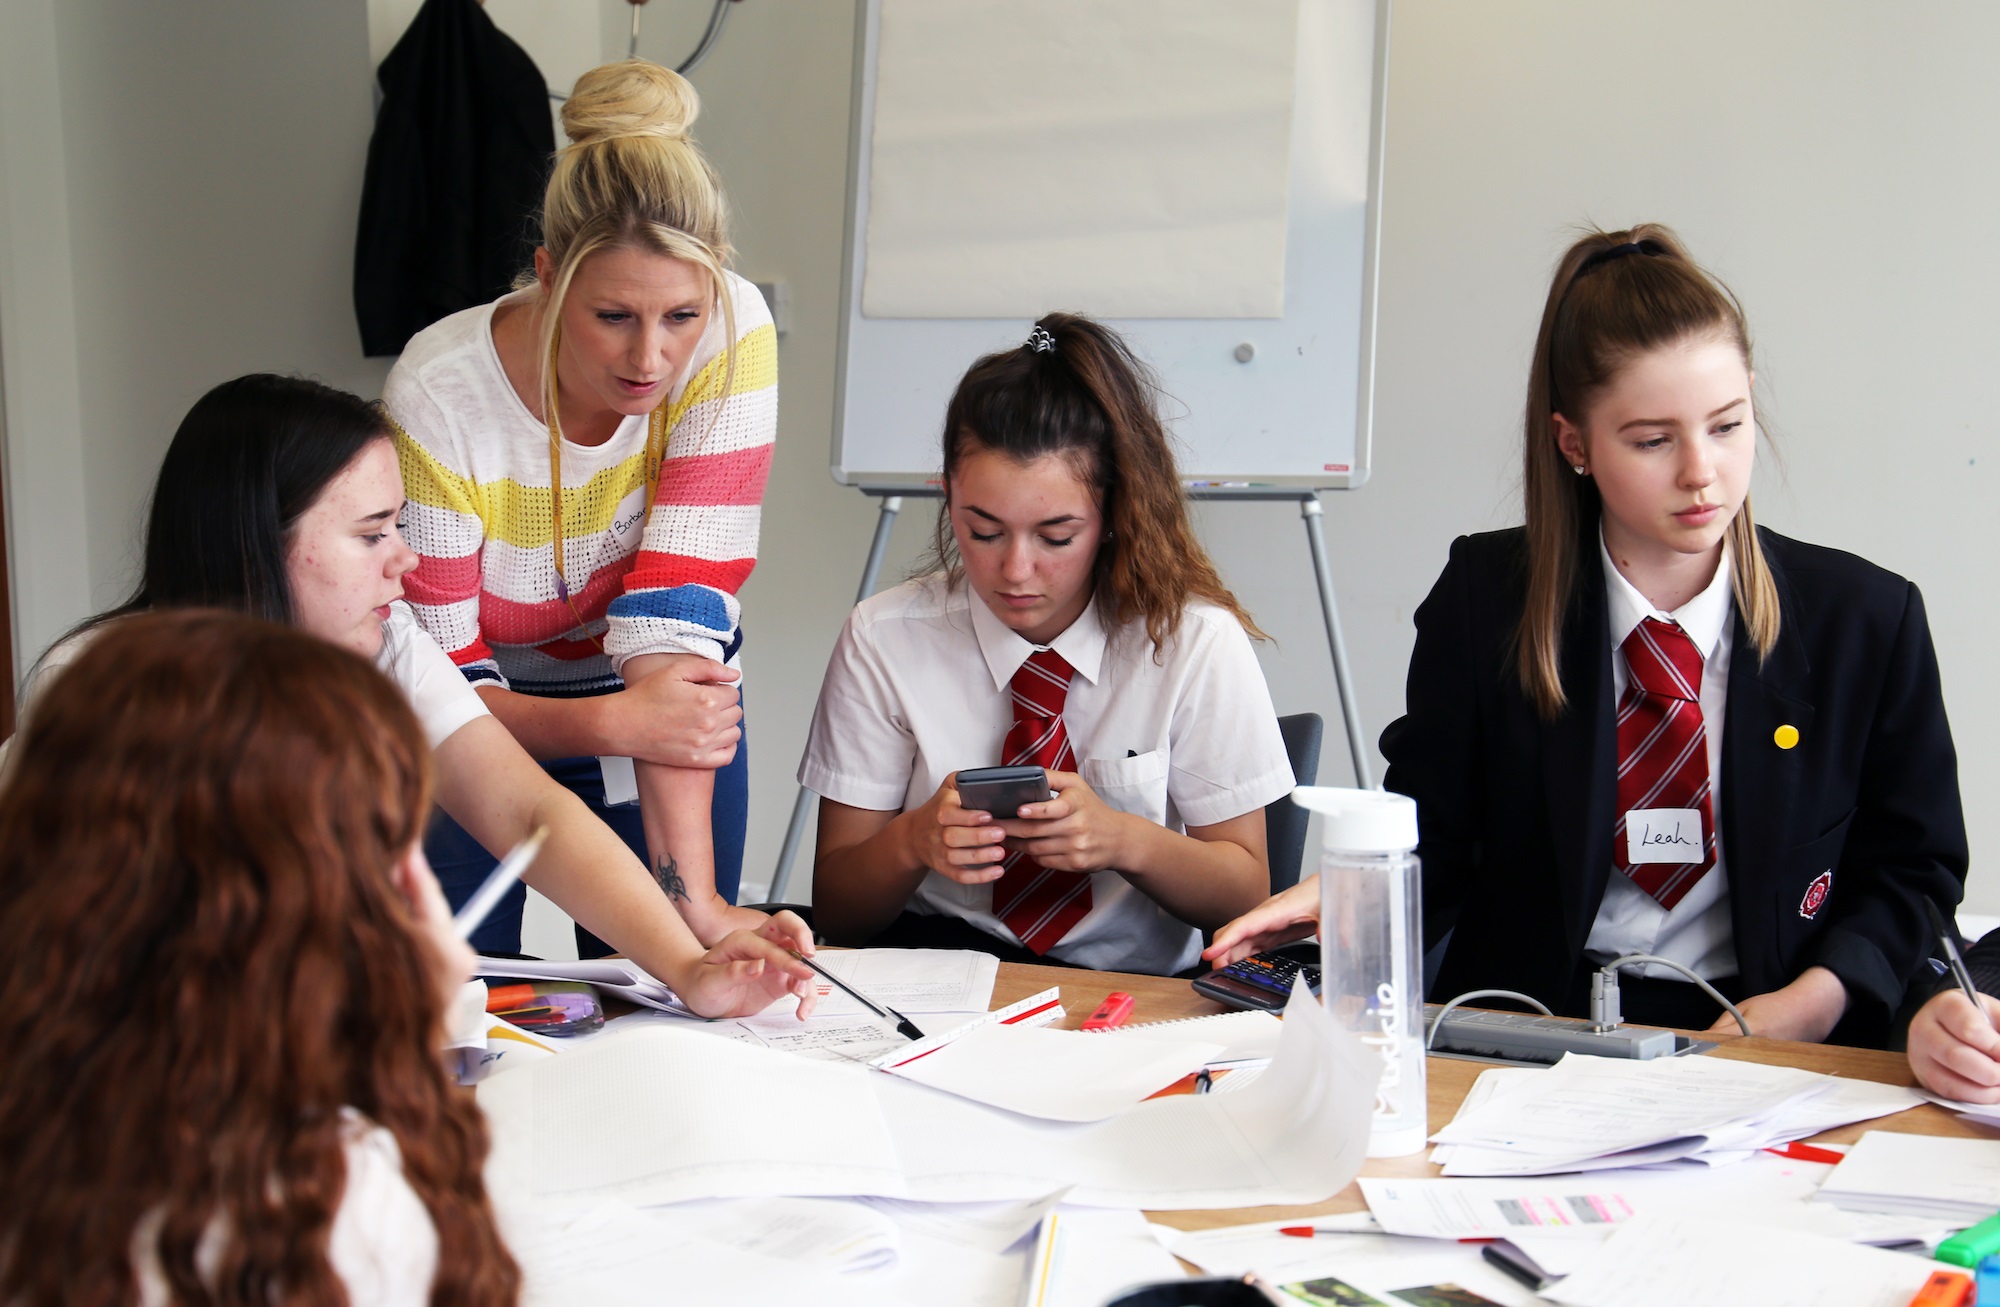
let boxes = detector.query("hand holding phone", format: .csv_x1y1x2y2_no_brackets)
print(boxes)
908,771,1012,885
953,765,1052,817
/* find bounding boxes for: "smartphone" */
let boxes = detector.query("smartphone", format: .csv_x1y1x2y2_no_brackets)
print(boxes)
1191,942,1322,1013
954,764,1052,816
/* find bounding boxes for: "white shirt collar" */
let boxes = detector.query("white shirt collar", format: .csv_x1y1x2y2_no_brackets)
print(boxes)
1599,528,1734,662
966,584,1108,692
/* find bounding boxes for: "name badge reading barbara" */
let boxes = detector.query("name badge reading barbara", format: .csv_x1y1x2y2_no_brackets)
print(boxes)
1626,807,1704,863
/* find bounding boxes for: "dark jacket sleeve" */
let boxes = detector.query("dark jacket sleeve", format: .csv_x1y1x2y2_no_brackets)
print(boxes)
1803,580,1968,1032
1380,536,1489,951
1964,931,2000,998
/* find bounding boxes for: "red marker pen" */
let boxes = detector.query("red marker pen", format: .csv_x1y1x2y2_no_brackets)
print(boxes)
1083,992,1135,1030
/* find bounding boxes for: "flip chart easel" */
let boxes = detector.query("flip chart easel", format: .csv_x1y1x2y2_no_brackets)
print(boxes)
764,0,1394,899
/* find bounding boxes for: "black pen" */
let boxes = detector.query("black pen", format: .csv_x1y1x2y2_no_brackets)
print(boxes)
1924,899,1993,1028
789,950,925,1041
1482,1239,1560,1293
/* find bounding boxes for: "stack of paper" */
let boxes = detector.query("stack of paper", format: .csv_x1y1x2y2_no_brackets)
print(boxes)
1541,1214,1940,1307
477,982,1377,1210
1430,1055,1922,1176
1817,1132,2000,1225
1357,1151,1948,1248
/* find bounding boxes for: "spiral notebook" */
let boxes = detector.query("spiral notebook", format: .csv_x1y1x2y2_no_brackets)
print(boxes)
1093,1009,1284,1066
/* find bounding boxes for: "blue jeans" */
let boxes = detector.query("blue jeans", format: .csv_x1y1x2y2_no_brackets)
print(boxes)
429,715,749,958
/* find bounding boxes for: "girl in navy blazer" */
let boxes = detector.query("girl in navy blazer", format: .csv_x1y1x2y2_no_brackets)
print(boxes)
1212,225,1967,1046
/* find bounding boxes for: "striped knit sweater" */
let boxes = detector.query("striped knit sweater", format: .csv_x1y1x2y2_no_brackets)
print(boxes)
384,271,775,697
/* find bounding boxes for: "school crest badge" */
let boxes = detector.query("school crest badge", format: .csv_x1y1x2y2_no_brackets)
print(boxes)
1799,870,1832,920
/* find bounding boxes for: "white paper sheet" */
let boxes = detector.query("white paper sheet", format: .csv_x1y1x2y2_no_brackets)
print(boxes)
1101,1009,1285,1066
479,981,1376,1210
1365,1151,1947,1248
882,1021,1224,1121
651,1195,902,1273
1161,1212,1385,1281
802,948,1000,1016
863,0,1299,319
1921,1090,2000,1130
1022,1208,1187,1307
860,1190,1068,1254
1817,1131,2000,1222
503,1202,889,1307
1360,1175,1641,1241
1542,1214,1942,1307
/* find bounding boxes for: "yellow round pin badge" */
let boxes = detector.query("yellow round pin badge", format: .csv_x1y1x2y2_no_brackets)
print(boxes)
1774,724,1800,750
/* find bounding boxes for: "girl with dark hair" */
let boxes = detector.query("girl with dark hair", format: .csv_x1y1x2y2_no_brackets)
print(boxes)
802,314,1295,975
0,609,515,1304
1211,225,1966,1046
10,373,815,1021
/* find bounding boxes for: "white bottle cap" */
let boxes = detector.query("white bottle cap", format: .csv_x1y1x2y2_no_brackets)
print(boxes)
1290,786,1418,853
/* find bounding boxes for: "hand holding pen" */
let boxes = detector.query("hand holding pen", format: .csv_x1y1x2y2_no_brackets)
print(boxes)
787,950,924,1041
1909,900,2000,1103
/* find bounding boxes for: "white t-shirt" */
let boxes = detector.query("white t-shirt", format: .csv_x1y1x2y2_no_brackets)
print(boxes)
801,575,1295,975
1584,534,1739,982
134,1112,438,1306
4,603,487,762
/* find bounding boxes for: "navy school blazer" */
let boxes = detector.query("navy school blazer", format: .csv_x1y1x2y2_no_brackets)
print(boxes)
1381,525,1967,1045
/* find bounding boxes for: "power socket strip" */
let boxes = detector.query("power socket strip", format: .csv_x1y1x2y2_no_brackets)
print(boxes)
1424,1004,1703,1064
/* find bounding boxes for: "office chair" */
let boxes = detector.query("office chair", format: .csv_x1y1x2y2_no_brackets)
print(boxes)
1265,712,1323,893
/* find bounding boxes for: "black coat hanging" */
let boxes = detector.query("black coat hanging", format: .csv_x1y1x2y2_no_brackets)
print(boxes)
353,0,554,357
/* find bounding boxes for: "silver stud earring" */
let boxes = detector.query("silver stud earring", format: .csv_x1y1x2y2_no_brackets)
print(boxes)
1572,464,1587,477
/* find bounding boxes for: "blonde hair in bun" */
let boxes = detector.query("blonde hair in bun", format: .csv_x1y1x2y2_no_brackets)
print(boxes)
532,59,736,441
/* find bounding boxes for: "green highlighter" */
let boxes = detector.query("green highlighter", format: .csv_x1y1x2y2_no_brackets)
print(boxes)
1938,1212,2000,1268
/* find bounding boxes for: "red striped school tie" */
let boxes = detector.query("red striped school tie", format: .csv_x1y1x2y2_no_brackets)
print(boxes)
1613,617,1717,910
990,649,1092,954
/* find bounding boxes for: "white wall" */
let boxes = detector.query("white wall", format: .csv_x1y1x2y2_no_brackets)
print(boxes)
679,0,2000,912
0,0,389,659
5,1,1995,914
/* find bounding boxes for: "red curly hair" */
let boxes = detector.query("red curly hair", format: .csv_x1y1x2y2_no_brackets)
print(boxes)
0,610,518,1305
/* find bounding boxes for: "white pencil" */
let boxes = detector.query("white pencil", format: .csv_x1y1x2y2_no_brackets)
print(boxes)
452,826,549,940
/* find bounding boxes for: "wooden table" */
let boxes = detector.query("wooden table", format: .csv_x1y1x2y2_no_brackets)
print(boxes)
989,961,1993,1233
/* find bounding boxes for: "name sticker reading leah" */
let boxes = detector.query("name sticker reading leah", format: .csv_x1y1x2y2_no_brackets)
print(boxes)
1626,807,1705,863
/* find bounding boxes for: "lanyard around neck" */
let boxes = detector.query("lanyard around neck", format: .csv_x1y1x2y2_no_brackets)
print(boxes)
545,324,670,640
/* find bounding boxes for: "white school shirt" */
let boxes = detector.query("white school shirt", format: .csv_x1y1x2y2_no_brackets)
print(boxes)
134,1112,438,1306
1584,534,1740,982
800,575,1296,975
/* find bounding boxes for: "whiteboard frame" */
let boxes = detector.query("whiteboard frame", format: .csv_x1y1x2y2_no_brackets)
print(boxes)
830,0,1393,493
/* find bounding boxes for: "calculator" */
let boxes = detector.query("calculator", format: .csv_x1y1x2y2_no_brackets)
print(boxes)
1191,942,1322,1012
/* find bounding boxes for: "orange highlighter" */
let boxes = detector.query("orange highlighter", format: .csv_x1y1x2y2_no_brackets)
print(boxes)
1083,992,1135,1030
1908,1270,1974,1307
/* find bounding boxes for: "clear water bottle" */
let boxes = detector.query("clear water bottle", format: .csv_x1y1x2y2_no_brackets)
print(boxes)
1293,786,1425,1157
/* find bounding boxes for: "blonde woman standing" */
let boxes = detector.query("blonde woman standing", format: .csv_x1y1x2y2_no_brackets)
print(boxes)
386,59,774,953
